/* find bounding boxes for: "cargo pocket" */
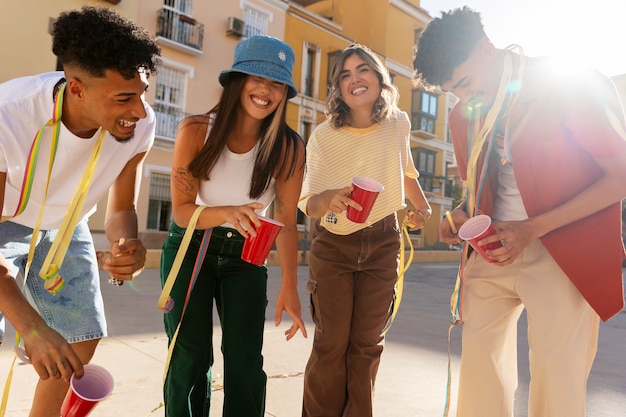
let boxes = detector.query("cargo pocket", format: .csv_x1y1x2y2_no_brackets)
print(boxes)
306,279,324,334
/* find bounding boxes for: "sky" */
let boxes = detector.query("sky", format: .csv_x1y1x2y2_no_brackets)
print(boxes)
419,0,626,77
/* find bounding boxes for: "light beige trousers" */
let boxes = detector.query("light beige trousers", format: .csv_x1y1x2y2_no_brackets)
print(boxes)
456,239,600,417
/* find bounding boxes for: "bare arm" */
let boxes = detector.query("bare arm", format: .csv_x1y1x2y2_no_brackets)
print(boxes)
0,172,83,381
486,147,626,265
103,151,148,281
272,139,307,341
404,177,431,230
481,72,626,264
526,149,626,238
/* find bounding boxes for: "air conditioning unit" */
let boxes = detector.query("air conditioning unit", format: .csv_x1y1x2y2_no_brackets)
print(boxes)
226,16,244,37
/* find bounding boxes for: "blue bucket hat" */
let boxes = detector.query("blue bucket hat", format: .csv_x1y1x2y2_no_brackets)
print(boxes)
219,35,298,99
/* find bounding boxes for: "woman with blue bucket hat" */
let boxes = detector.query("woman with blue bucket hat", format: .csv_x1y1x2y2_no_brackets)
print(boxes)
160,35,307,417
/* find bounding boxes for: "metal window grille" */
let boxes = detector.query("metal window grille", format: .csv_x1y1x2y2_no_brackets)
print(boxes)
244,7,268,37
147,172,172,231
150,172,172,202
155,66,186,109
154,66,187,139
159,0,203,50
164,0,192,14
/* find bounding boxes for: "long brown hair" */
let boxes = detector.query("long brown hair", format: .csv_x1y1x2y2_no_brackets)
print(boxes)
187,72,303,199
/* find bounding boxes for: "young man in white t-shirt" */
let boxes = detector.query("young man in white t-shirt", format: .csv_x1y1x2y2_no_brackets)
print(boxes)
0,6,160,416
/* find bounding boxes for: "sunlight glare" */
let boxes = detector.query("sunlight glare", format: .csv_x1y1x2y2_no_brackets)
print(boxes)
420,0,626,77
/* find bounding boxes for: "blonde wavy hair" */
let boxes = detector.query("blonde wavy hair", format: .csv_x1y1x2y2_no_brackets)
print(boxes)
326,43,399,128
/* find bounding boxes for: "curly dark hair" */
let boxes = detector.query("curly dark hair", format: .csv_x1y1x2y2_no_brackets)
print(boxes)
52,6,161,79
413,6,485,89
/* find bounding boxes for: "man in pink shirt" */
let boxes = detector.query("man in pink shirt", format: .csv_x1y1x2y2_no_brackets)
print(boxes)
413,6,626,417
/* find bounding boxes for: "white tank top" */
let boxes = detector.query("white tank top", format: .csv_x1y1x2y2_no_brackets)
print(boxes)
195,129,275,228
492,147,528,221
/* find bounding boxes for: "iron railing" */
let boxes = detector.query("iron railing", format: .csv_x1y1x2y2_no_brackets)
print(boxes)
156,8,204,51
153,103,190,140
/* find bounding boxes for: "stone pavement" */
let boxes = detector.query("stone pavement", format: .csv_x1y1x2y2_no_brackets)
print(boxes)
0,263,624,416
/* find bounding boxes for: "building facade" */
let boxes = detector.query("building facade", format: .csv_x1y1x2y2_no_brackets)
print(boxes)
0,0,456,251
284,0,456,248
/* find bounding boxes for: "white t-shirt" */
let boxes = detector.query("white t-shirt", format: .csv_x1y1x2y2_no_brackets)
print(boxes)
492,147,528,221
0,72,155,229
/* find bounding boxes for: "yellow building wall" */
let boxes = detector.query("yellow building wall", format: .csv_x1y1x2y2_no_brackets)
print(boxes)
394,76,413,116
286,16,344,97
285,0,450,248
339,0,389,53
386,5,422,68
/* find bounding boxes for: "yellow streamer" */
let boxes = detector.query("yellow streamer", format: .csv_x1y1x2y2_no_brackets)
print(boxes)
159,205,207,383
39,129,106,289
0,355,17,417
0,88,108,416
382,213,414,334
465,54,513,217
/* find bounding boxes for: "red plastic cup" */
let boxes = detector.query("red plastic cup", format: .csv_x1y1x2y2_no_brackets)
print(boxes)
60,364,114,417
346,176,384,223
458,215,503,263
241,216,284,266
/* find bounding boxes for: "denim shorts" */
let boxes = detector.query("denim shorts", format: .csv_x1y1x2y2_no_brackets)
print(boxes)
0,221,107,343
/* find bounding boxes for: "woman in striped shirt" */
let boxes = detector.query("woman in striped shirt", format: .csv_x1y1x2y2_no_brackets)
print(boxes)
298,43,431,417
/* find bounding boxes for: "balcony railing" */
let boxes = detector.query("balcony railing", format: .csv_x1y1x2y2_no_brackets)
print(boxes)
156,8,204,51
153,103,190,140
411,113,437,138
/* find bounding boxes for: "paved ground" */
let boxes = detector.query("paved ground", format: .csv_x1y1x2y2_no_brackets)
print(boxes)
0,263,624,416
